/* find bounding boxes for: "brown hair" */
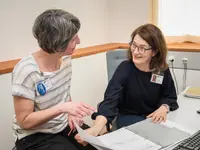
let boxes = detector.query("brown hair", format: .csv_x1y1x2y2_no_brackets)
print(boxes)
128,24,168,71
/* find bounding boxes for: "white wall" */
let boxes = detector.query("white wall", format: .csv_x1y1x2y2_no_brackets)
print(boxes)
71,53,108,126
108,0,150,43
0,0,109,61
0,73,13,150
0,0,152,62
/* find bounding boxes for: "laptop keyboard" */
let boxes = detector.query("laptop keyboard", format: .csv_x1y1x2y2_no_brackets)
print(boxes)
173,130,200,150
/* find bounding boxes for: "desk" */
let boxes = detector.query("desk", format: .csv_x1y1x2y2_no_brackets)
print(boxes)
168,94,200,133
166,94,200,149
89,94,200,150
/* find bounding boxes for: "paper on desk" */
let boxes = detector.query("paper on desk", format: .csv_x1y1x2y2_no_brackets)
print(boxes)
160,120,193,134
74,121,161,150
98,128,161,150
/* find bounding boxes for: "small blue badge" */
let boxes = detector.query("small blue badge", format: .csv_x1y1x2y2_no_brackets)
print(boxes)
37,82,46,95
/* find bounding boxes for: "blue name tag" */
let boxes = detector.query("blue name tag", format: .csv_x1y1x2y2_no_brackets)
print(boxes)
37,82,46,95
36,78,53,96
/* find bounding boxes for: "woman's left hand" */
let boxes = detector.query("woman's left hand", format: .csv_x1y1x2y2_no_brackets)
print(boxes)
147,105,168,123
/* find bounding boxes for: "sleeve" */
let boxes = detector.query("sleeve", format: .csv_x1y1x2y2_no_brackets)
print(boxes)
92,61,131,124
158,68,179,111
12,63,36,100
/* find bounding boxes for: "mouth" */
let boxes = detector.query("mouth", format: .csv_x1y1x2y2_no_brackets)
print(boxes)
133,55,142,59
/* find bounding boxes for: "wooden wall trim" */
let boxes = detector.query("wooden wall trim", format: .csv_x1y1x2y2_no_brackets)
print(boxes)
1,42,200,75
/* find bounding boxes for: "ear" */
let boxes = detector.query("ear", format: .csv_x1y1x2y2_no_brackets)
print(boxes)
152,50,157,57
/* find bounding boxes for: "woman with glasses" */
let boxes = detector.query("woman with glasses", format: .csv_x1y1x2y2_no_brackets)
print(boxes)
75,24,179,145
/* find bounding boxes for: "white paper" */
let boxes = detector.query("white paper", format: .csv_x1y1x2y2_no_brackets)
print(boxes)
98,128,161,150
161,120,194,134
74,121,161,150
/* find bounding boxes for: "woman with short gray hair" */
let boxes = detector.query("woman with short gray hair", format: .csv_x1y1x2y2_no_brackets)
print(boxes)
12,9,96,150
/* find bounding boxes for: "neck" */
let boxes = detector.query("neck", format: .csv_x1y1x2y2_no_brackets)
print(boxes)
134,62,150,72
42,50,61,62
35,50,62,72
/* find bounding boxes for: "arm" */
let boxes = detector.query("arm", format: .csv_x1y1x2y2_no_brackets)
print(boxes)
158,68,179,111
90,115,108,136
14,96,62,129
147,68,179,123
14,96,94,130
92,61,131,130
75,61,131,145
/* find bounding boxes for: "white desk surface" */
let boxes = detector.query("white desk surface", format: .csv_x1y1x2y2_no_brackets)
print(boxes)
166,94,200,149
168,94,200,133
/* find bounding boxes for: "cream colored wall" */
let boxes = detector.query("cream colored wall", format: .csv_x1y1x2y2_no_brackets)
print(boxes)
0,73,13,150
71,53,108,126
108,0,150,43
0,0,109,61
0,0,152,61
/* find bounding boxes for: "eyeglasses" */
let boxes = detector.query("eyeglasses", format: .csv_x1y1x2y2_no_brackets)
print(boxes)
129,42,152,54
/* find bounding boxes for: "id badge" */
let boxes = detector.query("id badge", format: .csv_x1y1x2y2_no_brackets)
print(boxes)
151,73,164,84
36,78,53,96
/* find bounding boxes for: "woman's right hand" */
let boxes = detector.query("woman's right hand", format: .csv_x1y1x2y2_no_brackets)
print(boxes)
59,101,95,118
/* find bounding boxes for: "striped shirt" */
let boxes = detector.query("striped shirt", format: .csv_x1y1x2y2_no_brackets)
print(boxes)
12,55,72,140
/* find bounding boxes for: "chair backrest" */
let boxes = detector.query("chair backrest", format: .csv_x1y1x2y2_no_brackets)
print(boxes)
105,49,129,130
106,49,129,81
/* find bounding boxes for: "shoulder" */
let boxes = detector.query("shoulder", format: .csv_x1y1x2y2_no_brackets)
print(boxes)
163,67,171,76
118,60,133,69
13,55,38,74
161,67,173,83
61,56,72,70
112,60,133,79
12,55,40,84
62,56,71,64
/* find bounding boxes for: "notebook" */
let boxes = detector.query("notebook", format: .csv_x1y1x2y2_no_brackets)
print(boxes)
183,86,200,99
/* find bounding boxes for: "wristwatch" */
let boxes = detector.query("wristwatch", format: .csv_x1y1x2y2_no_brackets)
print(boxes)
162,104,170,113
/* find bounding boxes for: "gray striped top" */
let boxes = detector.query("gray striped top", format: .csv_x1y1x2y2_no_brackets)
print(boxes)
12,55,72,140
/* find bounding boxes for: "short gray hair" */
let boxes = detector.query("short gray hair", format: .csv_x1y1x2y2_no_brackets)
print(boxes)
32,9,80,54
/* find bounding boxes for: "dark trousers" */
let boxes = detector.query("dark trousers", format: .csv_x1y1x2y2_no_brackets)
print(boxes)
116,113,146,129
15,124,97,150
